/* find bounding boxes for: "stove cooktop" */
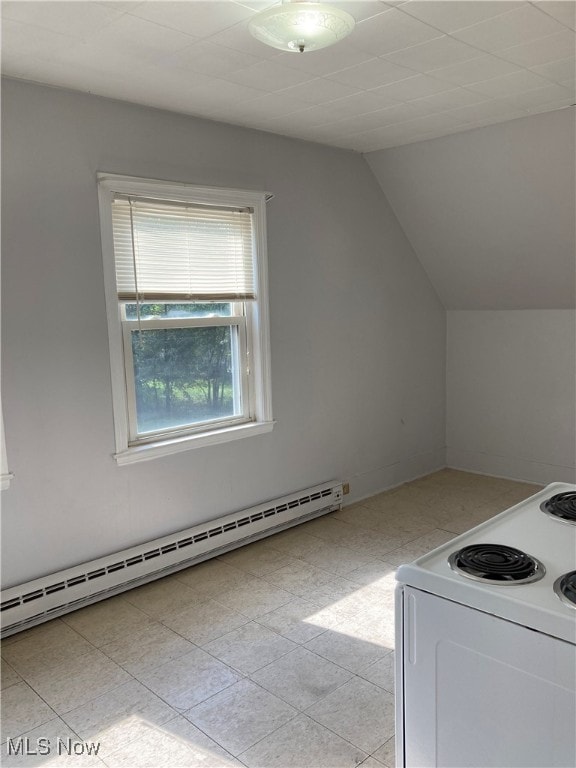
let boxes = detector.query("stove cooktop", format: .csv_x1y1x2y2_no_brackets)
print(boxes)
396,482,576,644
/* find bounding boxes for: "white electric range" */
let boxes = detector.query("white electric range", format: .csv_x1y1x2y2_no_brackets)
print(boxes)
395,482,576,768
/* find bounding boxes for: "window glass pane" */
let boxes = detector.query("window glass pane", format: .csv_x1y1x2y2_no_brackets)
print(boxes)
125,302,232,320
130,325,239,435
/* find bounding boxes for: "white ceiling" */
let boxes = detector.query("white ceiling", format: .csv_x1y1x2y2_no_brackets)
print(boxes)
2,1,575,152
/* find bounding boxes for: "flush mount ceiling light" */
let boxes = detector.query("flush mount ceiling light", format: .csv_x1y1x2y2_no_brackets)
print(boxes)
248,1,355,53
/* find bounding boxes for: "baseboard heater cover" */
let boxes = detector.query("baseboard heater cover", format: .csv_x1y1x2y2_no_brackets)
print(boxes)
1,480,343,637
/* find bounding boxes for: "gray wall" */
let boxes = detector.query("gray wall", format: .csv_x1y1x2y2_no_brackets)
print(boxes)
366,110,576,486
447,311,576,484
1,79,445,588
366,108,576,311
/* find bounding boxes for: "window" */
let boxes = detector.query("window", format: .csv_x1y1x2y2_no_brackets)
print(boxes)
98,175,273,464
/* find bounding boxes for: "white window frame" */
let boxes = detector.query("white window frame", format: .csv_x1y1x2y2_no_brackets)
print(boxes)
98,173,274,465
1,404,13,490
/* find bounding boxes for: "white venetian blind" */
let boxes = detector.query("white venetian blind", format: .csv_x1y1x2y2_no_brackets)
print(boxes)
111,195,256,301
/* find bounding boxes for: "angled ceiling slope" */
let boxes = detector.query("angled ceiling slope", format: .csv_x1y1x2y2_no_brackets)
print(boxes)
366,107,576,309
1,0,575,152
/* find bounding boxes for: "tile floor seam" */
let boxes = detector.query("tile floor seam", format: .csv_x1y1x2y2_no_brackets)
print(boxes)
1,715,62,750
8,645,104,684
303,684,393,756
202,626,298,676
214,554,300,578
8,680,60,716
0,659,21,689
0,680,21,692
371,735,395,755
182,673,290,723
53,713,105,755
98,711,246,767
97,635,168,676
326,518,434,545
225,707,302,759
218,596,296,623
1,621,101,656
59,606,151,649
58,690,181,755
0,680,60,744
250,615,331,645
94,711,181,758
158,596,251,641
59,677,135,717
295,643,369,680
126,649,245,712
183,679,304,759
162,626,237,667
259,708,375,764
305,709,391,758
246,655,354,711
96,712,233,768
234,711,368,767
263,565,342,598
302,670,369,712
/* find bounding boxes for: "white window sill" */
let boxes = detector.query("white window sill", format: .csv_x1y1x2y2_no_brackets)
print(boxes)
114,420,275,466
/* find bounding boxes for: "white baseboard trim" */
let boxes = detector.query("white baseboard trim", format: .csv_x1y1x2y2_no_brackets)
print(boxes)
447,448,576,485
345,447,447,505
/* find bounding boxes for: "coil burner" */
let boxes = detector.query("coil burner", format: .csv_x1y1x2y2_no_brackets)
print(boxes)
541,492,576,524
554,571,576,608
448,543,545,585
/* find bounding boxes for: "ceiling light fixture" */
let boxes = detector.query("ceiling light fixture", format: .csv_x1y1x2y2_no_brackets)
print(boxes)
248,1,355,54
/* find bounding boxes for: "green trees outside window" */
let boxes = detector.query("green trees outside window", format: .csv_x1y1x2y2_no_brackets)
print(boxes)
127,304,238,434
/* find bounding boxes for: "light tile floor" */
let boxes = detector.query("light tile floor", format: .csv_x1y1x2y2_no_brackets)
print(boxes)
1,470,541,768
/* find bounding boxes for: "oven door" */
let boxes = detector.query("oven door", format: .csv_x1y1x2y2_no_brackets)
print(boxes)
398,586,576,768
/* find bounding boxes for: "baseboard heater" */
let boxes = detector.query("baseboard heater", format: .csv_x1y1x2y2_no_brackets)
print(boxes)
0,481,343,638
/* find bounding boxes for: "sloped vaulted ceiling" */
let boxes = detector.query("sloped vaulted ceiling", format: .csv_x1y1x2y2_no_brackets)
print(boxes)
365,107,575,309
